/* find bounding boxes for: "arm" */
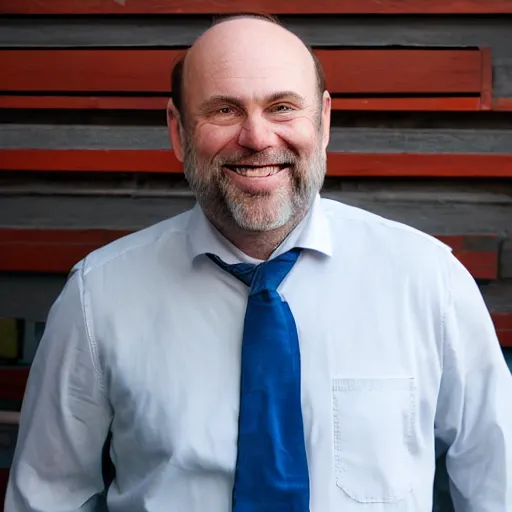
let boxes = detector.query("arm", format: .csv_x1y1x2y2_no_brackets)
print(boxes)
435,255,512,511
5,264,112,511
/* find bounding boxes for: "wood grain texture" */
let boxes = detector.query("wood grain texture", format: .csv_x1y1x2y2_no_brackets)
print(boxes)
7,124,512,154
3,150,512,177
3,0,512,14
0,49,484,94
0,96,483,112
0,229,499,279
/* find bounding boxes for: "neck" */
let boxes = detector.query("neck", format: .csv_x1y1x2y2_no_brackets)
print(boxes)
211,215,305,260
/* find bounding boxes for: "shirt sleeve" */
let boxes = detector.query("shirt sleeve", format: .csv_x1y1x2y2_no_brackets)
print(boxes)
435,254,512,511
5,263,112,511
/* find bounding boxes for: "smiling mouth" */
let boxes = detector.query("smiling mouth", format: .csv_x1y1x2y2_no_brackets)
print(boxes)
223,164,289,177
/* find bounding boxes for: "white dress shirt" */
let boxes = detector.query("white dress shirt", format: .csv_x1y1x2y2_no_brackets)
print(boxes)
6,196,512,511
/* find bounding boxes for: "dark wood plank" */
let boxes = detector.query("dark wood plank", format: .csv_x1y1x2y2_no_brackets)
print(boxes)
2,0,512,14
0,368,29,402
0,468,9,506
0,96,483,112
3,150,512,177
0,229,498,280
0,49,484,94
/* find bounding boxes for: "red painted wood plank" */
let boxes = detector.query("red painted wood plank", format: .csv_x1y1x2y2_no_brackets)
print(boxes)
0,49,483,94
493,313,512,347
493,98,512,111
326,153,512,178
0,229,498,280
330,97,481,112
479,47,493,111
2,150,512,177
317,49,482,94
0,96,482,112
0,149,181,173
0,96,169,111
2,0,512,14
437,235,499,280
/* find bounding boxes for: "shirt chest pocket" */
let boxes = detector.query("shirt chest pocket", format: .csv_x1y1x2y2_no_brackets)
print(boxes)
332,377,417,504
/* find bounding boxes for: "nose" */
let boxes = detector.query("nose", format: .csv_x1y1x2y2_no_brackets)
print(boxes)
237,113,278,152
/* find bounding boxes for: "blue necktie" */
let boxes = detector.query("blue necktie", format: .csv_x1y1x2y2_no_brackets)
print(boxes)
207,248,310,511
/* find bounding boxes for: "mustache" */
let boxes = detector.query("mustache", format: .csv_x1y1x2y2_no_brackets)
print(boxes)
216,149,297,167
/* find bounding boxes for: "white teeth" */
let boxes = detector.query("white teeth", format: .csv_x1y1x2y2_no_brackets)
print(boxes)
231,165,282,177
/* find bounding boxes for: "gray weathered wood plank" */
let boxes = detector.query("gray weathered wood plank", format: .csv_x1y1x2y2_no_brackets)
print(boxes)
1,191,510,233
3,124,512,154
1,16,510,48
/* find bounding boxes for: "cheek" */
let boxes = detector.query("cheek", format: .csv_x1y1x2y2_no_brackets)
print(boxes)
276,119,320,155
194,124,240,159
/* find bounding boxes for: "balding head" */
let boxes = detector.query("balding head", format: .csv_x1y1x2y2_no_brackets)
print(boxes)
171,14,326,123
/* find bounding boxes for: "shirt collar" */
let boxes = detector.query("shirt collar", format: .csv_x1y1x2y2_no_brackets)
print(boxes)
186,194,333,264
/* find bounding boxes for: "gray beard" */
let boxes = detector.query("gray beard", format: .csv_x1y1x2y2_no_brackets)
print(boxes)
182,137,326,233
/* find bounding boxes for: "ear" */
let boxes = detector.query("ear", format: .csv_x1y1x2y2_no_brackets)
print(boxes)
167,98,184,162
320,90,331,152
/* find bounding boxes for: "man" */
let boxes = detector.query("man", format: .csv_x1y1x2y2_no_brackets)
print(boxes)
6,13,512,512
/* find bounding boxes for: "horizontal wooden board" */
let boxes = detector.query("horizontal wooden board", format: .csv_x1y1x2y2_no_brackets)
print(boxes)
6,124,512,154
493,313,512,347
330,98,483,112
2,150,512,177
0,96,484,112
0,367,29,402
0,96,169,111
0,49,484,94
437,235,499,280
2,0,512,14
0,16,510,49
0,229,499,279
493,98,512,111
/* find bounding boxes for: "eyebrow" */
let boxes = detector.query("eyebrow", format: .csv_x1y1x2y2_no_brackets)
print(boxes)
198,91,307,113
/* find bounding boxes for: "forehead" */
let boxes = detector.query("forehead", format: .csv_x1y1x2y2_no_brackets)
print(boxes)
183,19,317,107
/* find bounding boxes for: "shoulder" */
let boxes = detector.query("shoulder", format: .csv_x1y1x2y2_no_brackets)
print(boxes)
76,209,192,277
320,197,455,276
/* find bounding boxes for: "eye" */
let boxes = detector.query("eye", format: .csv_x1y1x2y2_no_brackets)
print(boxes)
271,104,294,113
218,106,235,115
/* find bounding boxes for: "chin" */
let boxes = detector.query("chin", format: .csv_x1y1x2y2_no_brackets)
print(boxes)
229,201,294,232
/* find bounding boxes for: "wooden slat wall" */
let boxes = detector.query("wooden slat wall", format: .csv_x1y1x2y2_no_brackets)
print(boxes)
2,0,512,14
0,3,511,506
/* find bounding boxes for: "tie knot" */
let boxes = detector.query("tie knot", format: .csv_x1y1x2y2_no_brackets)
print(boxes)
207,248,302,294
